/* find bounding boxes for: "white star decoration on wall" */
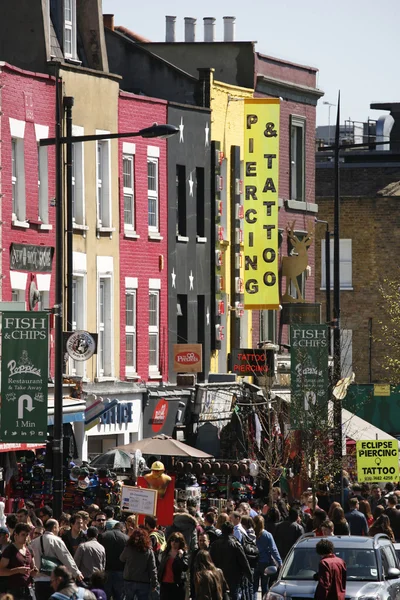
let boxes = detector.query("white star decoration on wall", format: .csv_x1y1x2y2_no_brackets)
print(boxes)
189,270,194,290
188,172,194,196
179,117,184,143
171,268,176,288
205,122,209,146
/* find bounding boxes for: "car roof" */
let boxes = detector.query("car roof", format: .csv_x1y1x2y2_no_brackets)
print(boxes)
294,535,390,549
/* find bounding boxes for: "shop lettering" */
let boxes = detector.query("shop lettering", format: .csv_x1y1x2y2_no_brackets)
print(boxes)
10,243,54,273
176,352,200,364
8,360,41,378
4,317,47,330
292,327,328,348
101,402,133,425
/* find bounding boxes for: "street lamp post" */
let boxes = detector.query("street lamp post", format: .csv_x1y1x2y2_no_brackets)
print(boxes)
323,101,336,145
41,122,178,517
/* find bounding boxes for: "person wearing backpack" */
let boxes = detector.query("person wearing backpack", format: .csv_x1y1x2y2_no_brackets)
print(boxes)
144,516,166,567
50,565,96,600
240,516,259,600
253,515,282,600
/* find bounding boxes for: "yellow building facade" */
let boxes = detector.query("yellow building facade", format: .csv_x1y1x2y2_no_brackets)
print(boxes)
61,65,120,382
209,75,254,373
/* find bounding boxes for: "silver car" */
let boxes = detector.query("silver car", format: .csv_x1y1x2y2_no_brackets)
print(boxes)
265,534,400,600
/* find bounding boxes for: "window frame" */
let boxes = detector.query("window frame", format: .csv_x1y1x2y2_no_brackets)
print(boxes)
96,136,111,229
69,273,86,377
64,0,77,60
321,239,353,290
123,153,135,230
125,289,137,375
97,274,113,378
290,115,306,202
38,145,49,223
147,157,159,233
148,289,160,375
71,125,85,226
11,136,26,223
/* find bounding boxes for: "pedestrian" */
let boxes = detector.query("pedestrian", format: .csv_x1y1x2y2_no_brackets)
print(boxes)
75,513,90,535
193,550,228,600
359,501,374,528
31,527,44,542
31,519,83,600
74,527,105,583
275,507,304,561
0,526,11,594
216,513,229,531
15,510,33,530
143,516,166,567
98,522,128,600
210,521,252,600
314,539,346,600
202,513,221,544
345,498,368,536
165,509,198,556
92,514,106,536
0,523,37,600
230,512,246,543
5,517,17,542
327,502,341,521
310,509,327,536
49,565,95,600
38,508,53,527
369,514,395,541
385,495,400,541
272,488,289,520
240,516,258,600
124,515,136,538
61,515,87,557
103,508,118,532
158,532,188,600
190,533,210,599
368,486,386,514
58,515,71,538
120,528,158,600
331,507,349,536
321,520,334,537
253,515,282,600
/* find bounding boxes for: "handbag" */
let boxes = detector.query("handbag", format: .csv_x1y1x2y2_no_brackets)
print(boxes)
39,535,62,575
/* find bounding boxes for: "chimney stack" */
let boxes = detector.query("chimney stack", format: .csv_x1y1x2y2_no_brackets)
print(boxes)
203,17,216,42
165,16,176,42
223,16,236,41
184,17,196,42
103,14,114,31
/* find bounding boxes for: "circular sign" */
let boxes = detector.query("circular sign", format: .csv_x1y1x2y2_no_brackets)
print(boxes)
151,398,169,433
66,330,96,361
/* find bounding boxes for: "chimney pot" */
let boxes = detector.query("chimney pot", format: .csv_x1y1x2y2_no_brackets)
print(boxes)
165,15,176,42
103,14,114,31
223,16,236,41
184,17,197,42
203,17,216,42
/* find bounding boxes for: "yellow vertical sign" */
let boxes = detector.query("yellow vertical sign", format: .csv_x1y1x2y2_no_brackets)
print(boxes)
243,98,280,310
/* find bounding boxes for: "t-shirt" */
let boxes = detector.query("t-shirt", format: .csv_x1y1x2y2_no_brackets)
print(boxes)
2,544,33,589
162,557,175,584
62,531,87,556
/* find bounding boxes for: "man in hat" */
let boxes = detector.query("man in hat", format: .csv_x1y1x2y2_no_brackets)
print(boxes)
144,461,171,499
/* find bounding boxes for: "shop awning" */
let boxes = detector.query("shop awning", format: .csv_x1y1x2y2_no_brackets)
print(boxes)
342,408,400,449
47,397,86,425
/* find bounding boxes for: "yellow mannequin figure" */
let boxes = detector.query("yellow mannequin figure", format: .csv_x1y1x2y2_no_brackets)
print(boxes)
144,461,171,499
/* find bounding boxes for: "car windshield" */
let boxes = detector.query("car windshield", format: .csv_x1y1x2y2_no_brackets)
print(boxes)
281,547,378,581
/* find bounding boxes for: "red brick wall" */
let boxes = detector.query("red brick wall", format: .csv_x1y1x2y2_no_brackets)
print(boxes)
118,92,168,382
0,65,56,305
256,54,318,89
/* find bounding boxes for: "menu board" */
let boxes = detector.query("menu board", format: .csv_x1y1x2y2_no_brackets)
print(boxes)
120,485,158,516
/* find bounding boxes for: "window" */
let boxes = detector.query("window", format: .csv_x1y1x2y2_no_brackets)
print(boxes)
38,146,49,223
220,159,228,239
123,154,135,229
64,0,76,59
176,165,186,236
149,290,160,374
11,290,25,307
12,139,17,216
341,329,352,379
261,310,277,343
71,126,85,225
148,158,159,231
70,275,86,376
96,138,111,228
11,136,26,222
98,276,112,377
287,232,306,301
125,290,137,375
196,167,205,238
290,115,305,201
177,294,188,343
321,239,352,290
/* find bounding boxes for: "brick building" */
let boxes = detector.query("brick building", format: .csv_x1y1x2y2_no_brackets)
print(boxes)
315,138,400,383
118,91,169,382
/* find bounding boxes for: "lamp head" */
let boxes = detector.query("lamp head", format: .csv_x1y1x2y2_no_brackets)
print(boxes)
139,123,179,139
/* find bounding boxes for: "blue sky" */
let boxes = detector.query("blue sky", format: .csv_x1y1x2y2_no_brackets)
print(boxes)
102,0,400,126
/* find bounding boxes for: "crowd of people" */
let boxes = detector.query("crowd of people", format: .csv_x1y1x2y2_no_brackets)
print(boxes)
0,479,398,600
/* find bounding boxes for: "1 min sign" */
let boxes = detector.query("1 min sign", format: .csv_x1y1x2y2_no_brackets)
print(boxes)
1,313,49,442
173,344,202,373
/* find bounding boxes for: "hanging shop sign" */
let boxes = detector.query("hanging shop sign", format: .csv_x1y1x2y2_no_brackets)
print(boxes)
121,485,158,515
173,344,202,373
290,324,329,429
281,303,321,325
231,348,274,376
356,439,399,482
10,243,54,273
0,312,49,442
65,330,96,361
243,98,280,310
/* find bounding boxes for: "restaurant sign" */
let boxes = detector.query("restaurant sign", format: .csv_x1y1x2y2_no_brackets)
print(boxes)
10,243,54,273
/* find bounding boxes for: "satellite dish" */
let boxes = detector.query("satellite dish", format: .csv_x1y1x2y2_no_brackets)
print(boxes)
29,281,41,311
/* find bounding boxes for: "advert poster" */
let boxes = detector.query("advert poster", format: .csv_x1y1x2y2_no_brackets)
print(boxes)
243,98,280,310
356,440,399,483
0,312,49,442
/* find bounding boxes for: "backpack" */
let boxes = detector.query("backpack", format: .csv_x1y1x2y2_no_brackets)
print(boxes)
149,530,167,565
241,532,259,568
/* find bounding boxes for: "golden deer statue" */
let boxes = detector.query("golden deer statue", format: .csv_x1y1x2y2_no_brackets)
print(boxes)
281,221,314,303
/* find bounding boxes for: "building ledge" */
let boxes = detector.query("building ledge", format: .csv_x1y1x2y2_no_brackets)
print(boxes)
177,235,189,243
285,199,318,213
39,223,53,231
124,231,140,239
73,223,89,232
196,236,207,243
148,233,163,241
12,218,29,229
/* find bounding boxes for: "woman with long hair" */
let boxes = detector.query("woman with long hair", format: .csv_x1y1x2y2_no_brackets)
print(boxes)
359,500,374,527
193,550,228,600
216,513,229,531
158,532,188,600
253,516,282,600
124,515,137,537
331,507,349,536
327,502,341,520
120,528,158,600
369,514,395,541
372,505,385,522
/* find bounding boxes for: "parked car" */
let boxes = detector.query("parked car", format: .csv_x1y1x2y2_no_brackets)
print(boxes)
265,534,400,600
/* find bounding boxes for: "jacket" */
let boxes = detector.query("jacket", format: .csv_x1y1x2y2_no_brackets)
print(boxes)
74,539,106,580
256,530,282,566
158,551,189,586
51,584,96,600
345,509,368,536
314,554,346,600
119,546,158,589
385,507,400,541
210,534,252,589
203,525,221,545
98,529,128,572
275,521,304,560
166,513,198,553
31,531,82,582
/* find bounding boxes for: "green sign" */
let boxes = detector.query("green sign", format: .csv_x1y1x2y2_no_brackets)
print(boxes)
290,324,329,429
1,312,49,442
